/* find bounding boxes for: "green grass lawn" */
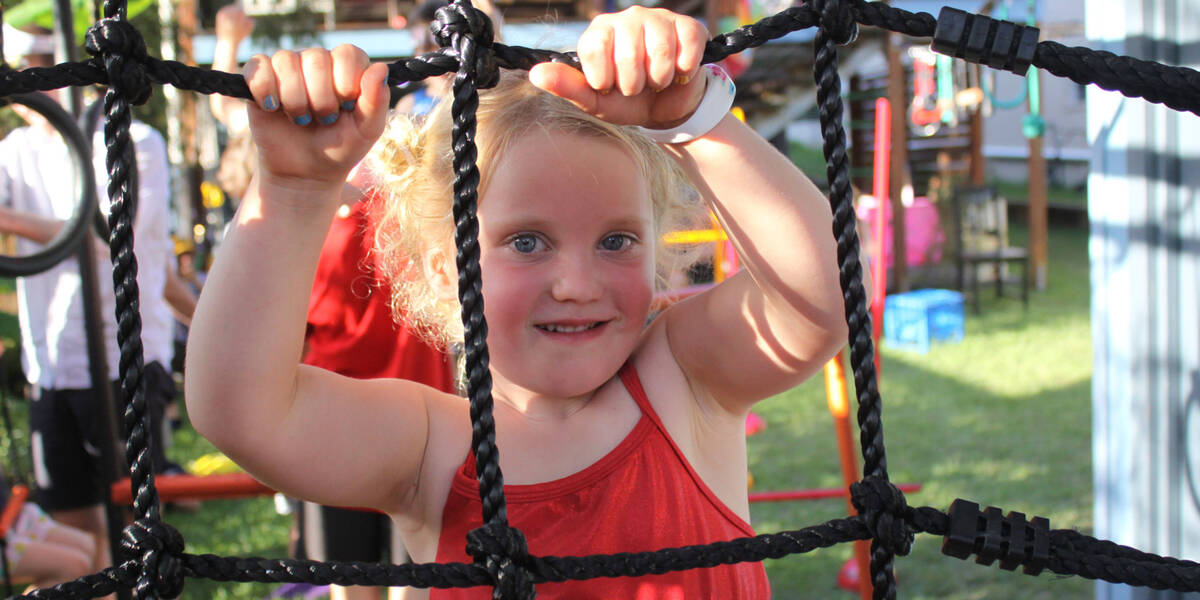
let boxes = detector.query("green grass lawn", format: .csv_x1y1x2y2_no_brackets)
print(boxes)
0,223,1093,599
748,224,1092,598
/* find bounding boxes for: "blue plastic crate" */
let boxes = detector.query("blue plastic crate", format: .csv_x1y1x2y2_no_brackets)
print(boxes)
883,289,965,353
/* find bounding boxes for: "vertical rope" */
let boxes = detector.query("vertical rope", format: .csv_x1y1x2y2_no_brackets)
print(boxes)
442,0,507,534
433,3,532,596
811,0,897,597
96,0,158,522
89,0,170,597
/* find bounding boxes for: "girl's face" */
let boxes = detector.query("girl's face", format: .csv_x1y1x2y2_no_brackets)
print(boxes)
476,129,656,400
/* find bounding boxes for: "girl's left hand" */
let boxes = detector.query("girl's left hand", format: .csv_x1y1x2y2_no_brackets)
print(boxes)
529,7,709,130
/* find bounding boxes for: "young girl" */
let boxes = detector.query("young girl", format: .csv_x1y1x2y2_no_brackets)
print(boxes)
186,7,847,598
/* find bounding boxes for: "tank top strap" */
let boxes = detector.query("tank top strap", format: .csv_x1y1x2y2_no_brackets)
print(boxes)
618,361,666,429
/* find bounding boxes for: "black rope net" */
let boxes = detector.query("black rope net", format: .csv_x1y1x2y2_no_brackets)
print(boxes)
2,0,1200,598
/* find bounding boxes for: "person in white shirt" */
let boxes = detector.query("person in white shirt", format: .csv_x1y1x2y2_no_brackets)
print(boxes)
0,25,195,582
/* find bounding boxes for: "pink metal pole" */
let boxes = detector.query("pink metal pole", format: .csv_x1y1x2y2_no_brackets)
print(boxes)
871,97,892,375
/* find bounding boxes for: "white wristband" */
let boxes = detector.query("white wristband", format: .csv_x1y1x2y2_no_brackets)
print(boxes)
636,63,736,144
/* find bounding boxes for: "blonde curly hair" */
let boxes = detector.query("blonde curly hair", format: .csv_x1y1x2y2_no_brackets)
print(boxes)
368,70,706,350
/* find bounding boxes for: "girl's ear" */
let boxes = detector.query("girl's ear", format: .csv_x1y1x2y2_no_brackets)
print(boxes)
423,243,459,301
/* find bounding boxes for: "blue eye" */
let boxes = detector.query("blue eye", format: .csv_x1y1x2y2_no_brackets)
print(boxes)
600,234,634,252
509,234,542,254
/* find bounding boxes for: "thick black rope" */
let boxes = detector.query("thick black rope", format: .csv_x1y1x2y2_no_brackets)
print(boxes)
84,0,184,598
434,2,534,598
5,1,1200,599
809,1,903,599
19,509,1200,597
3,1,1197,115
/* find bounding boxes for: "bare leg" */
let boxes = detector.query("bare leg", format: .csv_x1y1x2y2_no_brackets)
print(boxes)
39,520,96,559
11,538,94,591
46,505,113,600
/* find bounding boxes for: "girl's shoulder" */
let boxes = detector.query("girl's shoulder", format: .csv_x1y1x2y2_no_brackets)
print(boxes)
406,387,473,520
631,317,705,428
633,311,749,436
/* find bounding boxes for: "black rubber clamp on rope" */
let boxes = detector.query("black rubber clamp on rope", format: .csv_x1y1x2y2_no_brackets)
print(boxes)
931,7,1039,75
941,499,1050,575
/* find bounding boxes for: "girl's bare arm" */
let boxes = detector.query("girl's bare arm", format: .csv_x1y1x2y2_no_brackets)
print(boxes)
663,115,847,409
185,47,435,514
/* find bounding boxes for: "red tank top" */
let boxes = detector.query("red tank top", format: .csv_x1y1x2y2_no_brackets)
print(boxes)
432,363,771,599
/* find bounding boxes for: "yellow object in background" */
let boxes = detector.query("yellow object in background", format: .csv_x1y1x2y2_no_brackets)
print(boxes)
200,181,226,209
187,452,242,476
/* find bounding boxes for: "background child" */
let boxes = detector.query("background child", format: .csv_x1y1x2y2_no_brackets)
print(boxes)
186,7,846,598
0,470,95,593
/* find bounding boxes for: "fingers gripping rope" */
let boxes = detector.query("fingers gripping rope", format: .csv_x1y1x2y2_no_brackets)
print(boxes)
122,520,186,599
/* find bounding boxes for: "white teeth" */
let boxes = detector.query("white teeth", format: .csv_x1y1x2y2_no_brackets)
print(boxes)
539,323,597,333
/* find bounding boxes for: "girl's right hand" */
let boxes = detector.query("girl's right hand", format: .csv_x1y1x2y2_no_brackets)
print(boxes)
242,45,390,195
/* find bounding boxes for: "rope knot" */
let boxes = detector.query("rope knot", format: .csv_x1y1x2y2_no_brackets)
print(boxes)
84,18,152,105
850,476,914,556
122,519,186,598
431,0,500,88
813,0,858,45
465,523,535,599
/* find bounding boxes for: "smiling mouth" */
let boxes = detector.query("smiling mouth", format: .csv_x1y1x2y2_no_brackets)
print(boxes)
534,322,605,333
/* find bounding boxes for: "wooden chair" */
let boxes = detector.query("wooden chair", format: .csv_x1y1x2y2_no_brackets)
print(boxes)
952,186,1030,313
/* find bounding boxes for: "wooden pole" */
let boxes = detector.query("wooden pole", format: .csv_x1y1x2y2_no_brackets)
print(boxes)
968,69,986,189
885,32,910,292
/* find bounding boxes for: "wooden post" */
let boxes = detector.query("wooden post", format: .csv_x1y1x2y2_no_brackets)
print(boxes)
706,0,739,34
163,0,204,238
1026,69,1048,290
969,109,985,186
885,32,910,292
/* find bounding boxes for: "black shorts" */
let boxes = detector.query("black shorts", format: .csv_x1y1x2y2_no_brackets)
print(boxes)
296,503,403,563
30,361,176,511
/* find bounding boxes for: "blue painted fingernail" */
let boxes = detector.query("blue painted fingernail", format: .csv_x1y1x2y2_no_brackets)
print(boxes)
320,113,339,125
294,114,312,126
263,95,278,111
341,100,356,112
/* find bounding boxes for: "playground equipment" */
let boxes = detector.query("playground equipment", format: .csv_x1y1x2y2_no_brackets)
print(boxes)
4,1,1200,598
870,96,889,374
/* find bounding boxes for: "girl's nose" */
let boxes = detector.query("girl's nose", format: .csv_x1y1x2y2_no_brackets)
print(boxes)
550,255,603,302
